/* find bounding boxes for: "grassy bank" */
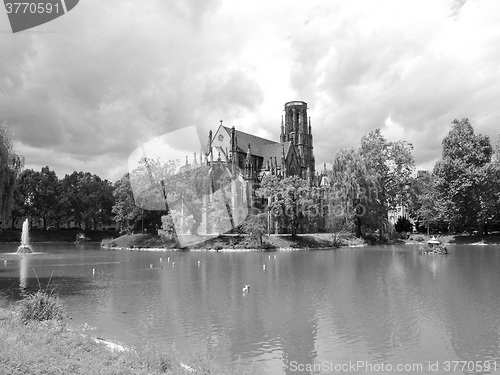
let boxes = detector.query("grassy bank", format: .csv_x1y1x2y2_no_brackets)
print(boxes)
0,318,252,374
407,233,500,245
0,293,252,375
0,229,120,243
101,232,365,250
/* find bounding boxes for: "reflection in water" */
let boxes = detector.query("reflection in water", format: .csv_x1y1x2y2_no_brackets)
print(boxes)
1,243,500,374
19,254,29,292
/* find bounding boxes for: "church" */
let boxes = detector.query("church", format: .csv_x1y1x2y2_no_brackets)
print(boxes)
197,100,329,234
206,100,318,186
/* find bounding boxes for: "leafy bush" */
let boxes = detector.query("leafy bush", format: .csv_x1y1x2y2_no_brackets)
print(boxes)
240,213,268,249
158,214,177,242
394,216,413,233
414,235,425,242
14,290,66,324
100,238,114,247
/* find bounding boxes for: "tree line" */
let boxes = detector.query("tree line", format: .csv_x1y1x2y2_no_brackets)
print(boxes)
248,118,500,240
2,119,499,239
408,119,500,236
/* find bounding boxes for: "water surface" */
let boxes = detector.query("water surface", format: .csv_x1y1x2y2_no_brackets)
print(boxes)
1,243,500,374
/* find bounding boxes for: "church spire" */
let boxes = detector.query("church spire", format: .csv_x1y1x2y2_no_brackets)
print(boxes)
245,143,252,177
280,115,285,143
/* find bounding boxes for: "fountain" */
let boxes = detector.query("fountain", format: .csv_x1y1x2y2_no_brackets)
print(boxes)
17,219,33,253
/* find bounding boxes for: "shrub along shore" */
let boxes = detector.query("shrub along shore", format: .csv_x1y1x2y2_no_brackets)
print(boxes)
0,293,253,375
101,232,500,251
100,232,367,251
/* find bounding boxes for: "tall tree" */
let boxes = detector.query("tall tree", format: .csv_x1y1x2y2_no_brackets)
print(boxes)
35,166,59,229
60,171,115,230
257,175,314,237
112,173,143,232
10,169,37,227
434,119,498,235
0,121,24,221
328,148,375,237
408,170,442,234
359,129,415,238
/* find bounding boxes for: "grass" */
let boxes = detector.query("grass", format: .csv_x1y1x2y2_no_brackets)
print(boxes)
0,291,254,375
0,318,253,375
13,290,67,325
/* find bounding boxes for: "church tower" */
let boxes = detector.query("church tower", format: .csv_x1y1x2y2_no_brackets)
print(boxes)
281,101,315,183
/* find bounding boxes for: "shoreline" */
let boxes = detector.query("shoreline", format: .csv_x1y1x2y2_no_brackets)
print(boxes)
3,233,500,250
100,244,369,252
0,307,199,374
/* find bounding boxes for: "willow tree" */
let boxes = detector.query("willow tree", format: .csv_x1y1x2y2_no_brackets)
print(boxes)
328,148,373,237
0,121,24,221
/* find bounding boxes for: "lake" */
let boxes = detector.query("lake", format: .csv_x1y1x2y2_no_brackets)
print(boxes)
1,243,500,374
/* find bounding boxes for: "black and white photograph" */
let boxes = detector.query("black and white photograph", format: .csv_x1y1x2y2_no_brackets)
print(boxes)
1,0,500,374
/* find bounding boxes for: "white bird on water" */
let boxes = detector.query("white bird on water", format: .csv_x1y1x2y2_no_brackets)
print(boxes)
263,264,266,270
242,285,250,293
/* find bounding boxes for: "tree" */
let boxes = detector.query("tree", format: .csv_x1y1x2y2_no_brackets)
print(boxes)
408,170,442,234
158,214,178,245
58,171,115,230
394,216,413,233
112,173,143,232
10,167,57,229
328,148,375,237
240,213,268,248
434,119,499,235
0,121,24,221
11,169,37,227
34,166,59,230
359,129,415,239
257,175,314,237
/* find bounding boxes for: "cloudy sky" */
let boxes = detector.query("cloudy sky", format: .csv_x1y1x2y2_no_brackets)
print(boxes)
1,0,499,182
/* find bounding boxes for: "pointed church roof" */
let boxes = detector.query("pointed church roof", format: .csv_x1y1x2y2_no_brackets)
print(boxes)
260,142,292,165
222,126,277,157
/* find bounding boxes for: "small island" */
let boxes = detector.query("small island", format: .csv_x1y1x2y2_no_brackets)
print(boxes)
418,237,448,255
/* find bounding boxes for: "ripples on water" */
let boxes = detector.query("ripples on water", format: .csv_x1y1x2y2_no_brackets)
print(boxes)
1,243,500,374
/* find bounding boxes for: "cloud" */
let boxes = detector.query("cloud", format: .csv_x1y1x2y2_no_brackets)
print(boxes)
0,0,499,182
202,70,264,114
